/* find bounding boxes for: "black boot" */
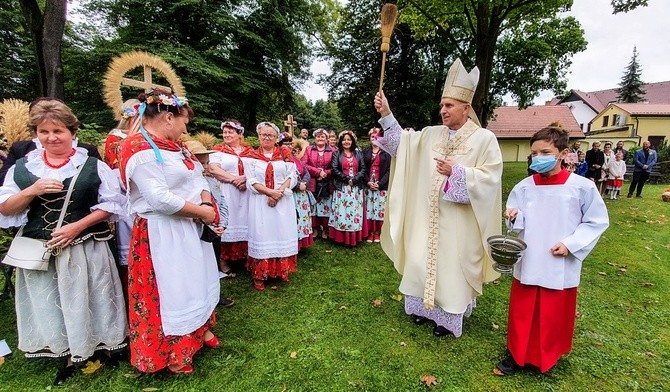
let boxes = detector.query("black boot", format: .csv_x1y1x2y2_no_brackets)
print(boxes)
54,364,77,386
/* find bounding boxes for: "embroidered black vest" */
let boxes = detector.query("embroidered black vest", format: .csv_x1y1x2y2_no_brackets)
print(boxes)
13,157,112,241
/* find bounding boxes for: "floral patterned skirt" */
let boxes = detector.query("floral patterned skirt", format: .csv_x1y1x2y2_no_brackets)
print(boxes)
294,190,314,248
328,185,364,246
246,255,297,281
314,197,331,218
128,217,215,373
220,241,248,262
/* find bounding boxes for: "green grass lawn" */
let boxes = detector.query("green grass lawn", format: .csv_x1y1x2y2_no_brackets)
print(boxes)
1,162,669,391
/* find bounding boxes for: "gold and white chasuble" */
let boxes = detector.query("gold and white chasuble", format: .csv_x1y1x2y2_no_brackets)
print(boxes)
381,120,502,313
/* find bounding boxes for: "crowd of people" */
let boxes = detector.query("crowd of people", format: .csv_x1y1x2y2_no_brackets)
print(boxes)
0,89,393,384
564,139,657,200
6,57,660,384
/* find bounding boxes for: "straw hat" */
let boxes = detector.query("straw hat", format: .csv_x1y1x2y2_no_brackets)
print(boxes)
291,139,309,159
185,140,215,155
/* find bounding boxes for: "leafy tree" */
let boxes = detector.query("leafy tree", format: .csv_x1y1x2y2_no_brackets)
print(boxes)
0,1,36,101
312,99,343,131
74,0,330,133
323,0,587,128
616,46,645,103
611,0,648,14
399,0,587,126
322,0,438,132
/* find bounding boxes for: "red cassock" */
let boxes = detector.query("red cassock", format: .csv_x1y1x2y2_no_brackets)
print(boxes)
507,278,577,373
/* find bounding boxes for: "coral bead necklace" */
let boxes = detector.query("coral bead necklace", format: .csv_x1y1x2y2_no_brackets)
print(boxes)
43,148,76,169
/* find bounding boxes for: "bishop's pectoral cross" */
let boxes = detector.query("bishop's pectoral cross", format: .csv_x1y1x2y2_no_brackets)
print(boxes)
122,65,172,93
284,114,298,135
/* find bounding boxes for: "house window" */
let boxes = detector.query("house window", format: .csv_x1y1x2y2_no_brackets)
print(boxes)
612,114,619,126
602,116,609,127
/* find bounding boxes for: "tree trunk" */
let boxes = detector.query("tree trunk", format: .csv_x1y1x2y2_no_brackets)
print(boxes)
42,0,66,100
19,0,66,99
19,0,46,96
472,2,500,129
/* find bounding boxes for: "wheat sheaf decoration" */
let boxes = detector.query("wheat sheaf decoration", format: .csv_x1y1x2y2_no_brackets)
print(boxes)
103,51,186,120
194,131,218,150
0,99,31,153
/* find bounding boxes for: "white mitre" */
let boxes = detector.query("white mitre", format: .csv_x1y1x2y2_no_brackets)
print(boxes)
442,58,481,126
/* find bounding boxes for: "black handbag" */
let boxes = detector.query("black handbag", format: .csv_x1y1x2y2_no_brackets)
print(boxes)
314,181,330,199
200,225,220,243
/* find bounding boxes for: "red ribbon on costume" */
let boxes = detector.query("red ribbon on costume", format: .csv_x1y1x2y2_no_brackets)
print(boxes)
255,146,293,189
213,144,255,175
119,133,198,188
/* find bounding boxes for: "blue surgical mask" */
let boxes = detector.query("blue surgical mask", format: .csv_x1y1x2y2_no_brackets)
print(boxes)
529,155,558,173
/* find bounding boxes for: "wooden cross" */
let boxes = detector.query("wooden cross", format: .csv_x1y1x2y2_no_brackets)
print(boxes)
121,65,172,93
284,114,298,134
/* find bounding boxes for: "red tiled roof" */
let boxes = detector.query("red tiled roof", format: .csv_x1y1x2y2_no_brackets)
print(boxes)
488,105,584,139
565,90,608,113
612,103,670,116
559,81,670,111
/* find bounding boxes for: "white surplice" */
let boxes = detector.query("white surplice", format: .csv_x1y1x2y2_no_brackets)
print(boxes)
507,173,609,289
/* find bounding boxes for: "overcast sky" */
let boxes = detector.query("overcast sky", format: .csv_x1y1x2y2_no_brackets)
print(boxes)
301,0,670,104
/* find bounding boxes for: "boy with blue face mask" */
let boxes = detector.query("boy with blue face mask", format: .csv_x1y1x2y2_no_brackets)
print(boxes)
494,122,609,376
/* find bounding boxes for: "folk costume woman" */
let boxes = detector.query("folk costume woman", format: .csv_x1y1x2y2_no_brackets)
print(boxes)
362,128,391,243
328,130,367,246
246,122,298,291
302,128,334,239
0,100,127,385
209,120,255,272
119,90,220,374
291,139,314,250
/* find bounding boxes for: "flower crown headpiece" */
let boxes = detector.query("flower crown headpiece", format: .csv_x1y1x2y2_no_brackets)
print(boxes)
256,121,280,135
145,94,188,111
221,120,244,134
122,107,137,119
136,92,189,164
338,130,357,141
312,128,329,138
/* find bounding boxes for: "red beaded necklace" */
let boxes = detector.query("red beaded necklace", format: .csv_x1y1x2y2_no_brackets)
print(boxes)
43,148,76,169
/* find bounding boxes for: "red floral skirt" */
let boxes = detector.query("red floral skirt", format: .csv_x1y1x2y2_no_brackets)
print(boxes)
246,255,297,281
220,241,248,261
128,217,215,373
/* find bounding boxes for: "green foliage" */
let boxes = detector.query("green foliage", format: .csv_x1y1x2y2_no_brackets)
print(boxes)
493,15,587,108
0,0,38,101
1,162,670,390
616,46,646,103
611,0,649,14
323,0,439,130
76,122,107,146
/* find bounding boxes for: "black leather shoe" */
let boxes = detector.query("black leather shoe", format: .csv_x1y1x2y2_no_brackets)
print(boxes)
433,325,451,337
218,297,235,308
494,356,520,376
412,315,428,325
54,365,77,386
